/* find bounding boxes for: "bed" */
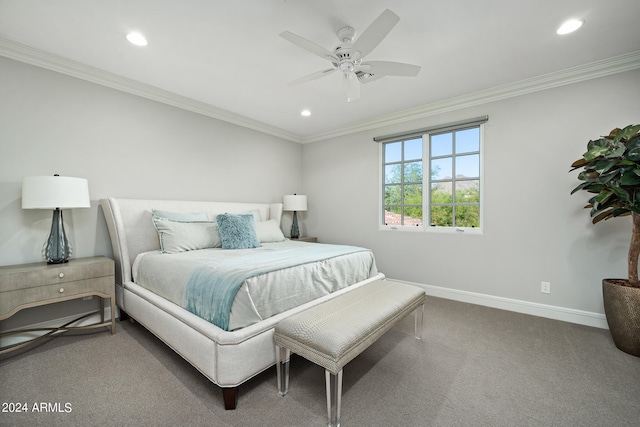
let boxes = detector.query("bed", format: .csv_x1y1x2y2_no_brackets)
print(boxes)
100,197,383,409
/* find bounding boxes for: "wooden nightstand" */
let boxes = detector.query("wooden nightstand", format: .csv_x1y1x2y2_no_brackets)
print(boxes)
293,236,318,243
0,256,115,354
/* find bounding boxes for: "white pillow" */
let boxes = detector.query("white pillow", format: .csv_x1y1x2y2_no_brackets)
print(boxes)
254,219,286,243
153,218,221,253
152,209,209,222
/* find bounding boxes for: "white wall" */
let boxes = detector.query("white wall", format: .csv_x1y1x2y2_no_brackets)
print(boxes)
0,57,302,330
0,57,302,267
2,53,639,331
302,69,640,324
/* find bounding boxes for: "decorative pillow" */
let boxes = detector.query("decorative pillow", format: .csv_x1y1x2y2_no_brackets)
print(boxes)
152,209,209,222
216,213,261,249
254,219,286,243
153,218,221,253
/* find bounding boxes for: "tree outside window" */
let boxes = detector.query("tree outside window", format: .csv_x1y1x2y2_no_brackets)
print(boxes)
383,124,481,229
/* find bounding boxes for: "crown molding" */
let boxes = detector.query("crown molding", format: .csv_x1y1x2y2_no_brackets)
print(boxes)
2,36,638,145
301,50,640,143
0,37,303,143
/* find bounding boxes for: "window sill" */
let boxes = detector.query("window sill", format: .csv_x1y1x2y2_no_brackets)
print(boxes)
379,226,483,235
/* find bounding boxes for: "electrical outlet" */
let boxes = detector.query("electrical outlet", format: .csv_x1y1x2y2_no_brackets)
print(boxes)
541,281,551,294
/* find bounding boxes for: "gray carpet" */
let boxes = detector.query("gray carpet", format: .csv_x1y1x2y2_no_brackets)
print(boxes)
1,296,639,427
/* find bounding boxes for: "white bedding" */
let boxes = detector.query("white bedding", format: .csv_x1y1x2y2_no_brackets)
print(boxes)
132,240,378,330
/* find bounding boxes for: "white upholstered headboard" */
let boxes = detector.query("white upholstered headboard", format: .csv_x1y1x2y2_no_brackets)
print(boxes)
100,197,283,286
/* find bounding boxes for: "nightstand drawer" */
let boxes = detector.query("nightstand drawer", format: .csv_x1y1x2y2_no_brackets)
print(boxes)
0,257,113,293
0,276,114,318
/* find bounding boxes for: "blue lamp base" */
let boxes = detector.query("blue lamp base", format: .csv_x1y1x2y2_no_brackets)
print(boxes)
44,208,71,264
290,211,300,239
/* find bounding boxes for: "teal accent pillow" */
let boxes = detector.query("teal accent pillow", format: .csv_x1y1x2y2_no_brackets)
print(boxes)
216,213,261,249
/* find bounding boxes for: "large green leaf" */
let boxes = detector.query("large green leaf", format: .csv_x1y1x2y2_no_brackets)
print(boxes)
626,137,640,161
587,137,609,151
584,145,609,161
618,160,638,167
597,170,619,184
592,159,619,173
577,170,599,181
605,141,625,158
597,196,621,211
620,170,640,186
571,181,604,194
614,124,640,143
611,186,631,203
592,190,614,204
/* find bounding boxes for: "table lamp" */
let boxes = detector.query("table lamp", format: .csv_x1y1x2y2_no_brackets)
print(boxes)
283,194,307,239
22,175,91,264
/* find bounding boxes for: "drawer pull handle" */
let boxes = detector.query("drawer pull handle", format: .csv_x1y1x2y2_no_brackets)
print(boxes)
59,288,64,293
58,273,65,278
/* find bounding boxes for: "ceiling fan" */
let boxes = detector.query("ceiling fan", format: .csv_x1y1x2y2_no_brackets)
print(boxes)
280,9,421,102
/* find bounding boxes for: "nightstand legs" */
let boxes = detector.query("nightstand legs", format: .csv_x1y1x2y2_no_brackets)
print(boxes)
106,295,115,334
0,295,116,354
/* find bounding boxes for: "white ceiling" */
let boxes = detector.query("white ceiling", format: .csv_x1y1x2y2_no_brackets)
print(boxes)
1,0,639,143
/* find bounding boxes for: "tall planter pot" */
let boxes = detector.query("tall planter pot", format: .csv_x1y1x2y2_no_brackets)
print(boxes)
602,279,640,357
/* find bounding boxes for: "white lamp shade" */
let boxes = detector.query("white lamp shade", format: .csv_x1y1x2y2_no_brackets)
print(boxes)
22,176,91,209
283,194,307,211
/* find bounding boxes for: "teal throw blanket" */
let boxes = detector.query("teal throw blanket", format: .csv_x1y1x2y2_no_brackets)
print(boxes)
185,244,369,330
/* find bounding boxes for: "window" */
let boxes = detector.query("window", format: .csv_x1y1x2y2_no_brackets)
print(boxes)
383,138,424,227
380,118,484,231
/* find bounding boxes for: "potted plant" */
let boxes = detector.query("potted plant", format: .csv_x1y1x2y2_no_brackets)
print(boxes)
570,124,640,356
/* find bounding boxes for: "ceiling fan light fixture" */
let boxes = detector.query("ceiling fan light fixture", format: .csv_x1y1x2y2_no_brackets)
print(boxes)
556,19,583,35
126,32,148,46
339,61,354,74
280,9,416,103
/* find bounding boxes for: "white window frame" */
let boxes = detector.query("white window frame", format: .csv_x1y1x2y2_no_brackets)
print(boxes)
378,120,485,234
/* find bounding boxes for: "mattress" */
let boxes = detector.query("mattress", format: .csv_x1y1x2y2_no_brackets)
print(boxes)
132,240,378,330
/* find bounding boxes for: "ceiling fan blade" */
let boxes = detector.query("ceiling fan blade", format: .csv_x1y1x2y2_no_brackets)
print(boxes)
351,9,400,59
289,68,337,85
344,72,360,102
360,61,421,77
279,31,338,61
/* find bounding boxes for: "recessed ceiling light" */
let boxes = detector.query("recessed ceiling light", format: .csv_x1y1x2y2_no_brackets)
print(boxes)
301,109,311,117
556,19,584,35
126,32,148,46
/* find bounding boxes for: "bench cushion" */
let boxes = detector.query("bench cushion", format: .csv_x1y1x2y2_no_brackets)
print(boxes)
274,280,425,374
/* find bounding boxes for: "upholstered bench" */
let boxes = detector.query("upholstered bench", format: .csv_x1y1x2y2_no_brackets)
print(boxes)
274,279,426,427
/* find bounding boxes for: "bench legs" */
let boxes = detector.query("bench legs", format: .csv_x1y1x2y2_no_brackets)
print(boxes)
276,303,424,427
276,345,290,396
278,343,343,427
326,369,343,427
415,303,424,339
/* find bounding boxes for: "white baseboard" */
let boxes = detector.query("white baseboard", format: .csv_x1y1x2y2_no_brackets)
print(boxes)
2,282,608,351
391,279,609,330
1,307,114,349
